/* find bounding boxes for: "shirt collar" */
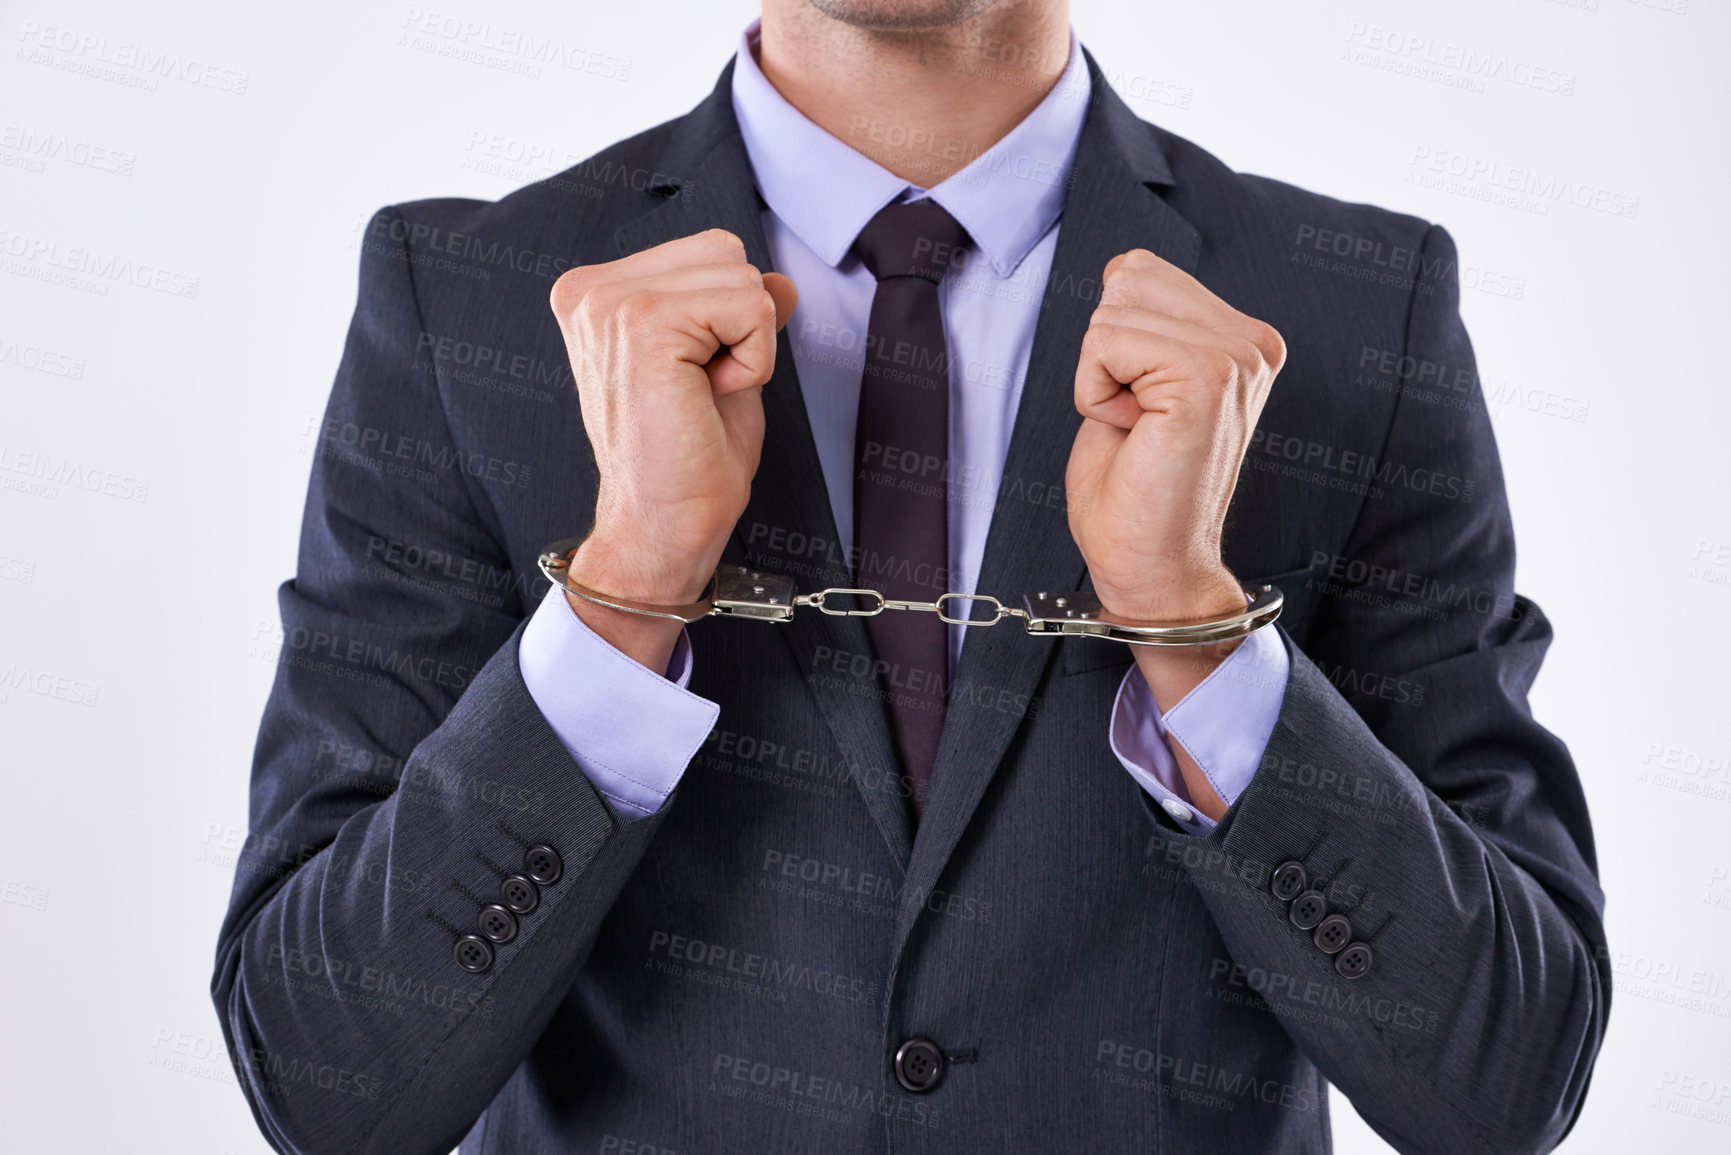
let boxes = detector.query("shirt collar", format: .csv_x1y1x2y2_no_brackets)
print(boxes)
730,19,1090,278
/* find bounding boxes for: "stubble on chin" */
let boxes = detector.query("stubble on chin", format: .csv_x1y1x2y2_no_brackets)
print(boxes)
803,0,1002,32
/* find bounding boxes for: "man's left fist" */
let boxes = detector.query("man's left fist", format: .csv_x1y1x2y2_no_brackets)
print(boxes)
1065,248,1286,623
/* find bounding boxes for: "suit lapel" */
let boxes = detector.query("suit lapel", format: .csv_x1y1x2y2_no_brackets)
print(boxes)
895,52,1201,941
613,64,915,868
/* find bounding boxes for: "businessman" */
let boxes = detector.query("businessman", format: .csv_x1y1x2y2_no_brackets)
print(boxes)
213,1,1609,1152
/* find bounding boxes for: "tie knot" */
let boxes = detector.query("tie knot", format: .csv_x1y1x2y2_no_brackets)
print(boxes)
852,200,971,285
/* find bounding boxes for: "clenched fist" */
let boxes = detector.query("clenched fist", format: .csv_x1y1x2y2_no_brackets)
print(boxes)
1064,248,1285,817
548,229,798,665
1065,247,1286,625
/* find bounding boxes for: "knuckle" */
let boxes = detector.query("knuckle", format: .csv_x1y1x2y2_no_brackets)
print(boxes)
1234,316,1283,362
1199,346,1239,385
1232,338,1269,380
1258,322,1288,368
613,289,658,327
549,265,593,315
704,228,747,259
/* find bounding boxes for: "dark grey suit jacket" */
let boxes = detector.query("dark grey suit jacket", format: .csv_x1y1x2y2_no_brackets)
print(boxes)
212,50,1608,1155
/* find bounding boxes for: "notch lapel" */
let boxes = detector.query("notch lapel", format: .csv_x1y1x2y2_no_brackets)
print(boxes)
895,54,1202,941
613,64,914,868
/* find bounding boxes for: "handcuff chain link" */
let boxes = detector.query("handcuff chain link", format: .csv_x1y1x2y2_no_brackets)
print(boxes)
797,587,1031,628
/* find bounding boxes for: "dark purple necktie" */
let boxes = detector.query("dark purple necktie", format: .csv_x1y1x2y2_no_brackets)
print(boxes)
851,200,971,817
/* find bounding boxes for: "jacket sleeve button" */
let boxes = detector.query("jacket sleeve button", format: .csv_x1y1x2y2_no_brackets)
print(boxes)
1336,941,1373,979
1288,890,1327,930
524,845,563,886
1313,913,1352,955
501,874,540,914
1271,861,1307,902
478,904,520,944
454,934,494,973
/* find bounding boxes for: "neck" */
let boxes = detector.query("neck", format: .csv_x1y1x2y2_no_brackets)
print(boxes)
758,1,1071,187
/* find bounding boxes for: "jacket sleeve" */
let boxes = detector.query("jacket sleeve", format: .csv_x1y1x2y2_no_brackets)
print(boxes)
209,205,669,1155
1153,224,1609,1155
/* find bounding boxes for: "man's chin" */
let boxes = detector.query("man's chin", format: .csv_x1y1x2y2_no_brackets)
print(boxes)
804,0,1002,32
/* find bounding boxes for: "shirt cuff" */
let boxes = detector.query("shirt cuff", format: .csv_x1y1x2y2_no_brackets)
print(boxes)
1108,625,1290,834
518,585,719,819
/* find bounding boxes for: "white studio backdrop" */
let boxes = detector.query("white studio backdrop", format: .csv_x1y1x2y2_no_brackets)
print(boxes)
1,0,1726,1150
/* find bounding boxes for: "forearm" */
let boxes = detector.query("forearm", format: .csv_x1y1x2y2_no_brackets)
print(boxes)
1156,638,1607,1155
214,631,665,1155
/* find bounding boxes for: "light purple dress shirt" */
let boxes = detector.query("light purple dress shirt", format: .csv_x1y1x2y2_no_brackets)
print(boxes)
519,21,1289,830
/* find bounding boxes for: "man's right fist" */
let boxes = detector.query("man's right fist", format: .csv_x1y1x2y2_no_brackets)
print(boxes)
549,229,798,607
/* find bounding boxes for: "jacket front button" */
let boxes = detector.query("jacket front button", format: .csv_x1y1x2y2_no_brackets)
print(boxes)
893,1038,945,1093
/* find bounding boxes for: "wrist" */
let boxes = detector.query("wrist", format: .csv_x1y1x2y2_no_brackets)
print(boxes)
561,535,706,676
1094,567,1247,625
571,533,715,606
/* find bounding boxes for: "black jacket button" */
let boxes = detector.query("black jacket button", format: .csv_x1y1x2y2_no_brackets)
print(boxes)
525,845,563,886
1288,890,1327,930
500,874,540,914
478,904,519,944
1336,941,1373,979
893,1038,945,1093
1314,913,1352,954
1270,861,1307,902
454,935,494,973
